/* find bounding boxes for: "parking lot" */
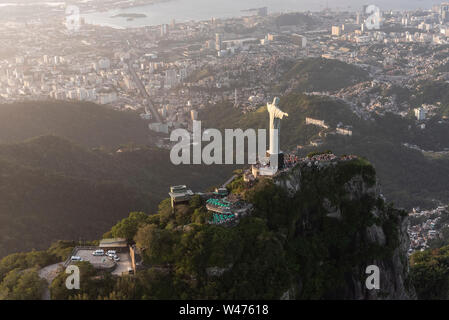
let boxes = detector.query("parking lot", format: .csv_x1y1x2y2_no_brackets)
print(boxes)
71,248,132,275
111,252,132,276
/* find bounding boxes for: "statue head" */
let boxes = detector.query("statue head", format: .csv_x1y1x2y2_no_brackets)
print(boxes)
272,97,280,106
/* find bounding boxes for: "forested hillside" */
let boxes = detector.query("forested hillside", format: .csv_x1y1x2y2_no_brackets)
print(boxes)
44,157,415,300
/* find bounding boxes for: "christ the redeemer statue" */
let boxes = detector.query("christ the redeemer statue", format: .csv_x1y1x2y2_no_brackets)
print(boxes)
267,97,288,169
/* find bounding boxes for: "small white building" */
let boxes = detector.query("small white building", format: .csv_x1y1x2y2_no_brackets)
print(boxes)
306,117,329,129
336,127,353,136
414,107,427,121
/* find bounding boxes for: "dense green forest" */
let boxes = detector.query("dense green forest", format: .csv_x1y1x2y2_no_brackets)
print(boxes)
0,241,75,299
39,157,414,300
410,245,449,299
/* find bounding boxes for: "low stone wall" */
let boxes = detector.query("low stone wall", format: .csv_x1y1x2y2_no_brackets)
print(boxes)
129,245,137,274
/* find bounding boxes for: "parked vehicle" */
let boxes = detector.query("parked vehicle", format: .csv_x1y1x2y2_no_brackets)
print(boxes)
107,250,117,257
71,256,82,261
92,249,105,256
128,267,134,274
113,255,120,262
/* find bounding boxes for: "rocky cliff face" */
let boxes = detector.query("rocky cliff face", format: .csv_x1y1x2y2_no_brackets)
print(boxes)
272,157,416,299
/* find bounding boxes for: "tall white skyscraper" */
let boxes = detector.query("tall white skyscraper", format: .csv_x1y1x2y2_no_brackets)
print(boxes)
215,33,222,51
160,24,169,37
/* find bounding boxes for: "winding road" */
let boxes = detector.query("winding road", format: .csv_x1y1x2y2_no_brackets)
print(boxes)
38,263,63,300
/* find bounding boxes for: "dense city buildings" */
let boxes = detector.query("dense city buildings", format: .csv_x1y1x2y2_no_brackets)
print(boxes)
408,205,449,253
4,3,449,128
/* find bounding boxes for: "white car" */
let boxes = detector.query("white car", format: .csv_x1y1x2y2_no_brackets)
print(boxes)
92,249,105,256
113,255,120,262
71,256,82,261
107,250,116,257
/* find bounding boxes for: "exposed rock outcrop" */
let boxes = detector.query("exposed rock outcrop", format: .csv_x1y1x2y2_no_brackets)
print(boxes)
272,158,416,300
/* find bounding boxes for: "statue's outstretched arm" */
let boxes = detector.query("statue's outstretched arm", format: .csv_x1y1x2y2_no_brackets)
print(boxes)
277,111,288,119
267,101,288,118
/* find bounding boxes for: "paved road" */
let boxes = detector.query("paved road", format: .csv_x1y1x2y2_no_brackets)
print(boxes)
111,252,132,276
127,60,162,123
38,263,63,300
222,175,238,188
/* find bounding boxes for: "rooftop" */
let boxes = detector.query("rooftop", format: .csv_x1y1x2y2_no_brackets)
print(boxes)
99,238,128,248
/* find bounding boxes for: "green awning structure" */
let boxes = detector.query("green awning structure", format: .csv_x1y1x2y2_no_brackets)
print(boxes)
210,213,235,224
207,198,230,208
207,197,236,224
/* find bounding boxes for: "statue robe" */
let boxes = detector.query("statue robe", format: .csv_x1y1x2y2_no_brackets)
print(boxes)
267,99,288,155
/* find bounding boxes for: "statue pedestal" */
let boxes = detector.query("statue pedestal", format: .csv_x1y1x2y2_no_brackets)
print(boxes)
266,152,285,170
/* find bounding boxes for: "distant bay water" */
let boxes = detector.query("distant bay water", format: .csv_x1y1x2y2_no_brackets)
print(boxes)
81,0,437,29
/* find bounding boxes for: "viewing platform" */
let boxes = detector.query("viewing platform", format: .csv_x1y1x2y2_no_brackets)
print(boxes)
206,196,253,226
169,185,194,208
